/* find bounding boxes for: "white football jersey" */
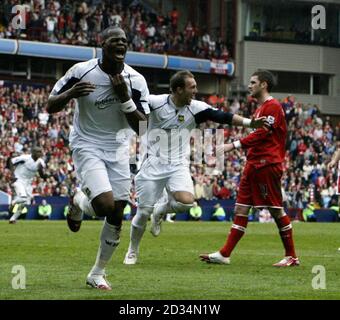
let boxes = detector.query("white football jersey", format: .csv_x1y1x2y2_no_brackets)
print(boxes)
50,59,150,155
11,154,45,183
146,94,233,164
336,160,340,196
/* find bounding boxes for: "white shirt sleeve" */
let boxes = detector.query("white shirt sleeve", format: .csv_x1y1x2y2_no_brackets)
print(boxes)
11,155,27,165
49,63,81,96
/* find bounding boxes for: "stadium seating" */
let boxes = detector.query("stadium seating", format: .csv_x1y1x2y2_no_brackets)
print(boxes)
0,1,229,61
0,80,339,218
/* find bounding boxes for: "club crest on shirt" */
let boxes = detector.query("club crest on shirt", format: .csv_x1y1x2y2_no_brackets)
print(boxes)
84,187,91,197
267,115,275,125
178,114,185,122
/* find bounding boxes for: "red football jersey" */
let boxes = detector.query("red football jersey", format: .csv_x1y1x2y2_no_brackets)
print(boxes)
240,97,287,168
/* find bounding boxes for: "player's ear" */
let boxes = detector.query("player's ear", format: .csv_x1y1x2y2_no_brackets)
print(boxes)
177,86,184,95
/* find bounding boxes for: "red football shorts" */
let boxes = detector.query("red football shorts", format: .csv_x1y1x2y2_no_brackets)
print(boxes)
236,163,283,208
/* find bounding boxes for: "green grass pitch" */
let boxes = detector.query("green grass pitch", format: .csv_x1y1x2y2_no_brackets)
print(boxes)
1,220,339,300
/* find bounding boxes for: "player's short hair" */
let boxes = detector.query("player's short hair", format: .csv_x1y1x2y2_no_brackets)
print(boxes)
31,146,42,153
170,70,194,93
252,70,276,92
100,26,126,43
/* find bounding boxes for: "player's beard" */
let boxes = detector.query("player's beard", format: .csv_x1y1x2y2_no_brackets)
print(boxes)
250,89,261,99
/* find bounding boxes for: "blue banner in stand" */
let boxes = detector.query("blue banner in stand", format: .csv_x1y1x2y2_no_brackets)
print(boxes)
0,39,234,76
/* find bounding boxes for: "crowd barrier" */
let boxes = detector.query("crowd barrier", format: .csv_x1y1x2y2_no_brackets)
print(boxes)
0,197,338,222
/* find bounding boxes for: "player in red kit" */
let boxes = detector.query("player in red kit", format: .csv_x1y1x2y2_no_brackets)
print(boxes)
200,70,300,267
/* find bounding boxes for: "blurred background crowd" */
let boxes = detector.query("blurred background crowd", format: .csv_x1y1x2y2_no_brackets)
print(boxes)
0,0,230,60
1,82,339,210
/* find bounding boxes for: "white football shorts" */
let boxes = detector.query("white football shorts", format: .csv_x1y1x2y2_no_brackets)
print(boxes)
135,156,194,208
72,148,131,201
12,179,33,205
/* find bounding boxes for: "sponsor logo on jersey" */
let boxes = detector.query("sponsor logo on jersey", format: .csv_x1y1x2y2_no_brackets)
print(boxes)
95,97,120,109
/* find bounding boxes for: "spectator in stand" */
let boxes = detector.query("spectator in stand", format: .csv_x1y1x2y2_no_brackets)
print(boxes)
170,7,179,33
0,1,231,60
259,208,274,223
0,72,339,218
211,203,225,221
189,201,202,221
194,179,205,200
123,203,132,221
218,181,231,199
38,199,52,220
302,202,317,222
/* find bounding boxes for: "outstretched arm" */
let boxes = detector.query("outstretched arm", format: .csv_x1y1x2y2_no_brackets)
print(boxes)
231,114,270,129
47,81,96,114
194,108,269,129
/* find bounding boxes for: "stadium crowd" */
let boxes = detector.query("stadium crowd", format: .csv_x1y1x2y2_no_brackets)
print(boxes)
0,0,230,60
0,82,339,210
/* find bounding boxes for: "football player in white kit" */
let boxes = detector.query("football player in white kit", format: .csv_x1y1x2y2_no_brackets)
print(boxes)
328,146,340,253
124,70,269,265
9,147,46,224
328,147,340,205
47,26,149,290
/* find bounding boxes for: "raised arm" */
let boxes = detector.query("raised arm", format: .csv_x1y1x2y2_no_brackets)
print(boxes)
47,81,96,114
36,158,48,179
109,74,148,133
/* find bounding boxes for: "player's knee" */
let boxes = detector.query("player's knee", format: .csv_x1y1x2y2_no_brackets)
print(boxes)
14,197,27,205
171,200,193,213
132,207,152,229
268,208,285,220
234,205,251,216
93,201,116,217
106,201,129,226
173,192,194,205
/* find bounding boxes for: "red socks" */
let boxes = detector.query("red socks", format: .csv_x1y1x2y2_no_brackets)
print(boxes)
220,215,248,257
219,214,297,258
275,215,297,258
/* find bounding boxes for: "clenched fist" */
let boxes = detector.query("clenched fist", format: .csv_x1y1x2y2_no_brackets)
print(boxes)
109,74,130,103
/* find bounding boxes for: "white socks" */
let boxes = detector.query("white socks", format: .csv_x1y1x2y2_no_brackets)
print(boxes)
128,210,149,253
89,219,121,275
9,211,21,222
76,191,96,217
9,204,25,222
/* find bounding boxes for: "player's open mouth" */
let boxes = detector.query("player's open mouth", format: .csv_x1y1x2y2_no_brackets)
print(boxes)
114,48,126,60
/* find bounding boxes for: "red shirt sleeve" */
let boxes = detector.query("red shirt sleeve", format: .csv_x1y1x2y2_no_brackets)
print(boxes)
240,102,283,149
